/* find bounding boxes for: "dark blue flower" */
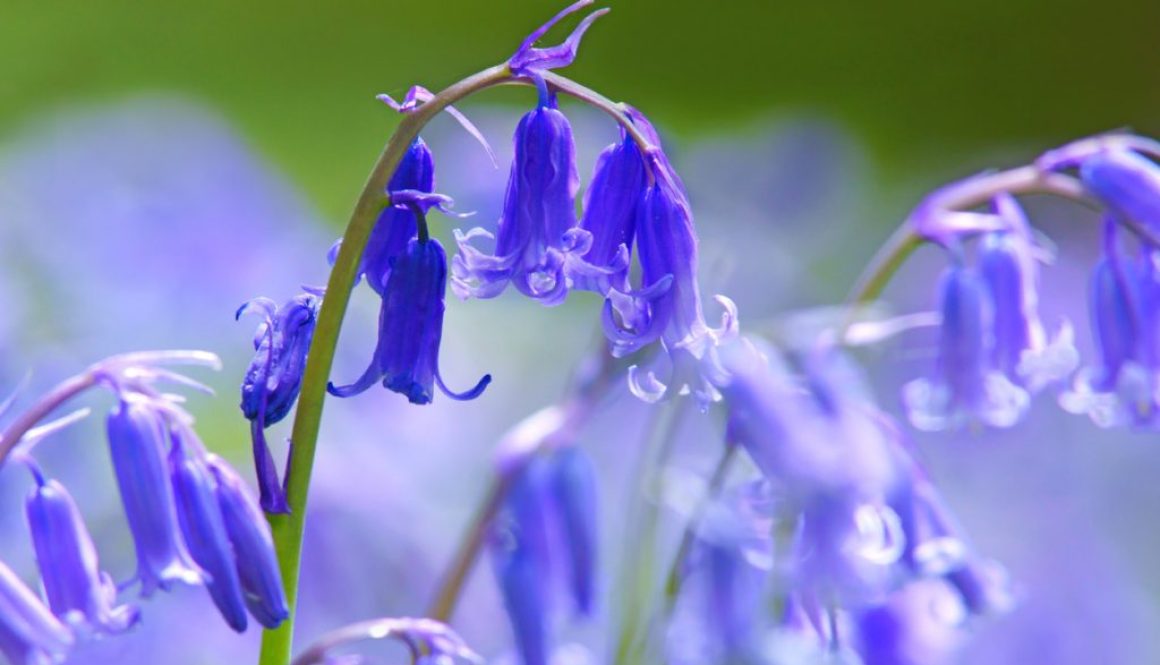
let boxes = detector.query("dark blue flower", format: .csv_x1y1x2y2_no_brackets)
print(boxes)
25,472,139,635
207,455,289,629
330,233,490,405
903,264,1028,430
169,431,249,632
351,138,435,294
0,558,73,665
105,395,203,596
977,194,1077,390
853,579,968,665
238,291,321,514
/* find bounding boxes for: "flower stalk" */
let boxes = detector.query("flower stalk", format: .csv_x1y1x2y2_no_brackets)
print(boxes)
259,63,659,665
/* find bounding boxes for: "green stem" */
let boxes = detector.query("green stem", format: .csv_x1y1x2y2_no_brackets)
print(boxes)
258,62,513,665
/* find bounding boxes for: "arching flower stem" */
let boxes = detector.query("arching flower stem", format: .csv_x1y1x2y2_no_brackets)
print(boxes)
259,60,665,665
842,160,1160,341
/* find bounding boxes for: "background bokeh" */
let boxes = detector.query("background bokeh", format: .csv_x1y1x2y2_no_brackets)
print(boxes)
1,2,1158,664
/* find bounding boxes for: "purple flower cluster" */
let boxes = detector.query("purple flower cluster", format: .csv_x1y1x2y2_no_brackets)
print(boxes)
697,339,1013,662
451,48,737,406
0,352,287,663
904,195,1077,431
898,134,1160,431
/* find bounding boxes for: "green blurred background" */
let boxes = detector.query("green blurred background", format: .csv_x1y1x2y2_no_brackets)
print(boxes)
3,0,1157,222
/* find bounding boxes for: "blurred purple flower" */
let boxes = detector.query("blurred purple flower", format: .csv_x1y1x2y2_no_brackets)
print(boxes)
208,455,289,629
977,194,1077,390
25,472,139,635
170,433,249,632
105,395,203,597
904,264,1029,431
1061,218,1160,426
0,558,73,665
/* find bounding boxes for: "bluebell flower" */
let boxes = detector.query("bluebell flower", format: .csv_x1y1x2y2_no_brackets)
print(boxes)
0,558,73,665
666,482,774,665
1061,218,1160,426
903,264,1029,431
169,431,249,632
238,290,321,514
568,127,646,296
207,455,289,629
977,194,1077,390
330,228,490,404
602,109,737,405
453,91,594,306
105,395,203,596
1079,148,1160,235
902,473,1014,617
345,137,434,294
25,471,139,634
491,457,554,665
546,446,598,615
716,340,908,604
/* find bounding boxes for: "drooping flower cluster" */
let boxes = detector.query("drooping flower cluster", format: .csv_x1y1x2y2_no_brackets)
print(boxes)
904,196,1076,431
690,338,1013,662
899,132,1160,431
449,2,737,405
0,351,287,663
1038,136,1160,427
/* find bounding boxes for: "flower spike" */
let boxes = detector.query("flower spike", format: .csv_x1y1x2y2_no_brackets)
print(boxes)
509,1,609,75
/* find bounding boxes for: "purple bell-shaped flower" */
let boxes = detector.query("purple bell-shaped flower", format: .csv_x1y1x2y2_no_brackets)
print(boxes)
330,209,491,405
25,471,139,634
238,291,321,514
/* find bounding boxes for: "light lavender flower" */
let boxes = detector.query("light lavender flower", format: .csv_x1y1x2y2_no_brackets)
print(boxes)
903,264,1029,431
0,558,73,665
105,395,203,596
25,471,139,635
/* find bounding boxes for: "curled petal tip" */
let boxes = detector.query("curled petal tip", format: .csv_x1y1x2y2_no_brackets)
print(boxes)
510,1,608,74
436,370,492,402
